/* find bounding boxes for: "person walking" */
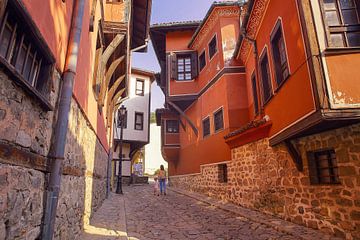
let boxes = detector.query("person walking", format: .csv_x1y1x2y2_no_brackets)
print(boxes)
158,165,166,195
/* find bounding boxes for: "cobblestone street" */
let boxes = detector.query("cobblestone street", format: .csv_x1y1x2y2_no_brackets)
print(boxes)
124,185,296,240
80,184,338,240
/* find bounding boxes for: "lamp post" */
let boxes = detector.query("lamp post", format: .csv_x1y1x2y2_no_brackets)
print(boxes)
116,105,126,194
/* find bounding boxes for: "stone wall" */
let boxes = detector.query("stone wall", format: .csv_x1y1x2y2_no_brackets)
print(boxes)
0,67,108,239
170,123,360,239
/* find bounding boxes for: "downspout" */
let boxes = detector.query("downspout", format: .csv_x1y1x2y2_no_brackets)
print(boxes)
42,0,85,239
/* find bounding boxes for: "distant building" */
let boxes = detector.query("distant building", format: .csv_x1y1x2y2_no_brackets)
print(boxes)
113,68,155,184
145,123,168,175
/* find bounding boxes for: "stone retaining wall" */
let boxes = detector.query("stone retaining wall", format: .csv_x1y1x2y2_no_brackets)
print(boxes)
0,68,108,239
171,123,360,239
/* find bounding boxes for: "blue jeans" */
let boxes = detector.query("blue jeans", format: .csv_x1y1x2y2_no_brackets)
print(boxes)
159,179,166,194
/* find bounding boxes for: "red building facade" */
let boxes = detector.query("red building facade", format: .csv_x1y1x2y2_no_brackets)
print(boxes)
152,0,360,238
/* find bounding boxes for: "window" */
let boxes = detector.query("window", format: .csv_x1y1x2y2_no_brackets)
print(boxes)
134,112,144,130
135,78,144,96
202,117,210,138
308,149,340,185
320,0,360,47
177,55,192,81
123,110,127,129
218,164,228,183
199,51,206,71
0,1,53,106
166,120,179,133
170,52,198,80
213,108,224,132
251,73,259,115
259,51,273,104
209,35,217,59
271,20,289,87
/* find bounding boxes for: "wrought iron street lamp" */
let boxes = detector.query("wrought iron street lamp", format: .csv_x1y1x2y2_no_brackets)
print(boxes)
116,105,126,194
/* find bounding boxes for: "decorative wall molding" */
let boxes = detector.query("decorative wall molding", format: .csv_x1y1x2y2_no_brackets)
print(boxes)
192,7,240,50
239,0,269,62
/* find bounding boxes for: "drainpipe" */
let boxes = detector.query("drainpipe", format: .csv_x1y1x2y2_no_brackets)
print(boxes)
42,0,85,239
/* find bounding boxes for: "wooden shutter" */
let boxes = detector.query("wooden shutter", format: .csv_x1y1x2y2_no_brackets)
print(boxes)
170,53,177,80
307,152,319,185
191,51,198,79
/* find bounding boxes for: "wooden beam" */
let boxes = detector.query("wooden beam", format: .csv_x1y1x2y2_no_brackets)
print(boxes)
167,101,198,137
285,140,303,172
96,34,124,97
98,55,125,106
108,74,125,101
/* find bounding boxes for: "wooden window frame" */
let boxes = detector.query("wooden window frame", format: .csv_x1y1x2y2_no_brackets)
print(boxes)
134,112,144,131
307,149,340,185
251,72,259,116
170,51,198,81
213,107,224,133
270,19,290,90
166,120,179,133
208,34,218,60
218,164,228,183
106,0,124,4
202,116,211,138
135,78,145,96
319,0,360,48
176,54,192,81
198,50,206,72
0,0,54,111
259,47,273,105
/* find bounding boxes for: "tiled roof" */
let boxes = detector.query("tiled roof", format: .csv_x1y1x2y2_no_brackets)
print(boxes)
224,118,268,139
151,20,202,29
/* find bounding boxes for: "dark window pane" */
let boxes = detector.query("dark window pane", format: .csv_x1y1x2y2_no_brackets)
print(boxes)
209,36,217,59
347,31,360,46
260,54,272,103
251,74,259,115
15,45,27,72
199,52,206,71
342,9,359,24
214,109,224,132
339,0,355,8
0,24,12,58
23,53,33,82
166,120,179,133
202,118,210,137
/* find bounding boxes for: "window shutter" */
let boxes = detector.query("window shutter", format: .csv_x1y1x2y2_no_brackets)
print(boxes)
307,152,319,185
191,51,198,79
170,53,177,80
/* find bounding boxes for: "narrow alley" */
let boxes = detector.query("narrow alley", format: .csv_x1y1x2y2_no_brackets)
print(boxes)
81,184,339,240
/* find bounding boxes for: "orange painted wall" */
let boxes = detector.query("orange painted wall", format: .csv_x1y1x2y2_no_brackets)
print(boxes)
325,53,360,106
22,0,73,71
242,0,315,137
161,7,245,175
23,0,110,150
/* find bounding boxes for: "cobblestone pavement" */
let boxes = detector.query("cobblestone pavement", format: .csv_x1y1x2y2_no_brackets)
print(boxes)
124,185,297,240
80,184,337,240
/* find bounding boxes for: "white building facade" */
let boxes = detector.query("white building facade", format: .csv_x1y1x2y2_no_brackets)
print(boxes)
113,68,154,181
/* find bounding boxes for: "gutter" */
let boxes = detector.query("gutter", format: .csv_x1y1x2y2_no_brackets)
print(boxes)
41,0,85,239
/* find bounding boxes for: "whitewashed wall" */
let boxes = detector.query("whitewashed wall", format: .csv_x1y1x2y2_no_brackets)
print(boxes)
115,72,151,142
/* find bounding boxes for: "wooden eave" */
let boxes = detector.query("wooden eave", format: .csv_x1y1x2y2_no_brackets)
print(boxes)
130,0,152,52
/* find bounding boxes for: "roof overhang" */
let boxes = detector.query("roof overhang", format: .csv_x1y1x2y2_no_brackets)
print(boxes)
131,0,152,52
150,21,201,64
131,67,156,82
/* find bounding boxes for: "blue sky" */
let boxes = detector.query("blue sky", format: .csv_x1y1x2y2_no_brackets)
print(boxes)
132,0,217,112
